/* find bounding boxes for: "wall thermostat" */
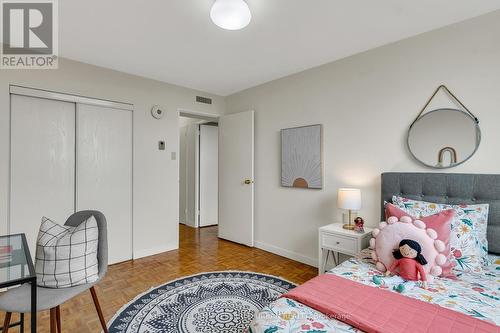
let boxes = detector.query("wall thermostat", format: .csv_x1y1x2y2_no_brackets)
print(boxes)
158,141,166,150
151,105,164,119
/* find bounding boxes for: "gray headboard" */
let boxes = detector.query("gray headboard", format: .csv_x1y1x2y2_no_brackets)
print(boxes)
381,172,500,254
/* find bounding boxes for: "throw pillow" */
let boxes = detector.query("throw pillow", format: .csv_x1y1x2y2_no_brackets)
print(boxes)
385,203,455,277
392,196,489,272
35,216,99,288
370,215,447,281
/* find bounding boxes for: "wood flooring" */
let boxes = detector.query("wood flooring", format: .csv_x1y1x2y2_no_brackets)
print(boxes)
3,225,317,332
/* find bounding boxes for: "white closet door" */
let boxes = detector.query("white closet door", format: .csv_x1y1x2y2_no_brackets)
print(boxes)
199,124,219,227
10,95,76,253
76,104,132,264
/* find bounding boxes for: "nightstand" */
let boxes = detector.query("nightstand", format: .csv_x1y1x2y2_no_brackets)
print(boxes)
318,223,373,274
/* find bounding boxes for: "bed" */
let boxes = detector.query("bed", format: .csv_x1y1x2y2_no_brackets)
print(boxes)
249,173,500,332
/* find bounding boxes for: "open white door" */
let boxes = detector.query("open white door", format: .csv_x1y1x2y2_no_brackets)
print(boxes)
218,110,254,246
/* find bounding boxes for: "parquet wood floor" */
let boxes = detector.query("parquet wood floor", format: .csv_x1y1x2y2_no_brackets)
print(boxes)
3,225,317,332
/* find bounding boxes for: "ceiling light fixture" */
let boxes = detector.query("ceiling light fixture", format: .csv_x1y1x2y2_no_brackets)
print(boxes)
210,0,252,31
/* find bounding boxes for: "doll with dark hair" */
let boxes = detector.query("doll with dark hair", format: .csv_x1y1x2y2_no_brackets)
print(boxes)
373,239,428,292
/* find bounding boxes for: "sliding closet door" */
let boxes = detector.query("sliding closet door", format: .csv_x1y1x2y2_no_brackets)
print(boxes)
10,95,76,252
76,104,132,264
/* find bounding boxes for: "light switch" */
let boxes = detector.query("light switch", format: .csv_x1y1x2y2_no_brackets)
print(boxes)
158,141,165,150
171,152,176,160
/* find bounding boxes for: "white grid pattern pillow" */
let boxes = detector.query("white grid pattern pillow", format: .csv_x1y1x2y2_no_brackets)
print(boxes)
35,216,99,288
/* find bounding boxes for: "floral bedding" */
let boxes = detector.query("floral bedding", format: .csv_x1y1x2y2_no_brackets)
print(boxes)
248,249,500,333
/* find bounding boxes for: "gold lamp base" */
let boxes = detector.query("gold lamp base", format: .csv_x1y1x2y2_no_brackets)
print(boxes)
343,209,355,230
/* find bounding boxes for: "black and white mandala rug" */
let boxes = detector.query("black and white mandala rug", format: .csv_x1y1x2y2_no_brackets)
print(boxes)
107,271,296,333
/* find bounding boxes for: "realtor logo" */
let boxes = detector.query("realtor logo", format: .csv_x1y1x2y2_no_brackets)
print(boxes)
1,0,58,69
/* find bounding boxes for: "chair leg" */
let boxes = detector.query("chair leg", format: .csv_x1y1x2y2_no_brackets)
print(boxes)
90,287,108,333
19,313,24,333
49,308,57,333
55,306,61,333
2,312,11,333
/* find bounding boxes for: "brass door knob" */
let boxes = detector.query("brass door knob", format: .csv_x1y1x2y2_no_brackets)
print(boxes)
244,179,253,185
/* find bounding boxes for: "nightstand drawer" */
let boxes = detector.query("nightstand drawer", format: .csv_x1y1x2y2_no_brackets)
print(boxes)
321,233,357,253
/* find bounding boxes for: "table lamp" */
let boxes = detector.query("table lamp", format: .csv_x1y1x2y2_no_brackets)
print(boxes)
338,188,361,230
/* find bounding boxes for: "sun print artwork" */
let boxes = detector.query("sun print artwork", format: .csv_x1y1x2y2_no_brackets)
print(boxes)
281,124,323,189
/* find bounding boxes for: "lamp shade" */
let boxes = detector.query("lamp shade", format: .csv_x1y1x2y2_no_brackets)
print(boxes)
338,188,361,210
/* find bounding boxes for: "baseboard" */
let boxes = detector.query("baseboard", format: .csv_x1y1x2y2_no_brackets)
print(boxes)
179,216,196,227
254,240,318,268
186,218,197,228
133,242,178,260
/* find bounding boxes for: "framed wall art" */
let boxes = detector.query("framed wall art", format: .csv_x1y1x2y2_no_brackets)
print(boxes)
281,124,323,189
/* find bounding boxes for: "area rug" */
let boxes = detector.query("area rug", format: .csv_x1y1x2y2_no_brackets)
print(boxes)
107,271,297,333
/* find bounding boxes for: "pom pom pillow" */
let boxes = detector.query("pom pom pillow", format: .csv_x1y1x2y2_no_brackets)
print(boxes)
385,203,455,277
370,216,447,281
392,196,489,272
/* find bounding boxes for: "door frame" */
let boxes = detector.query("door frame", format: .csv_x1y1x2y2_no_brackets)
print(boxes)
179,108,219,122
177,109,219,228
8,85,134,261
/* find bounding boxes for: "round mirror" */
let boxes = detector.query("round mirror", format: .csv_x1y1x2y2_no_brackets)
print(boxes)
407,108,481,169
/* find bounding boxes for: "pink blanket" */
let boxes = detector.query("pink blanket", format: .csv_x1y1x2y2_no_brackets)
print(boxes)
283,274,498,333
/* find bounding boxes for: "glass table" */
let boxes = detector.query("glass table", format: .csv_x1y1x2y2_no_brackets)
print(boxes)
0,234,36,332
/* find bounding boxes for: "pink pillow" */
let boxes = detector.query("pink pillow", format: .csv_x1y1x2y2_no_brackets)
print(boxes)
385,203,455,278
370,216,447,281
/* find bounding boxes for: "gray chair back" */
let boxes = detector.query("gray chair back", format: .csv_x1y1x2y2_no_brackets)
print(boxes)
65,210,108,281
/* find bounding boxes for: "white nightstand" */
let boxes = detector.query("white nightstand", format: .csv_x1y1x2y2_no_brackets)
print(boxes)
318,223,373,274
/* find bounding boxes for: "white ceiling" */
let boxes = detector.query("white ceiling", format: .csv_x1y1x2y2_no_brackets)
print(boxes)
60,1,500,96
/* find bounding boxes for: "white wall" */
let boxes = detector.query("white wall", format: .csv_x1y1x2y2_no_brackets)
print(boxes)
179,120,199,227
225,11,500,266
199,124,219,227
0,57,224,260
179,116,200,128
179,120,220,228
179,124,188,224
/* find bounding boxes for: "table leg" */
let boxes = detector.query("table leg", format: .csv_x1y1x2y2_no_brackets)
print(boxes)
324,250,331,272
318,248,324,275
332,251,338,266
30,279,36,333
20,313,25,333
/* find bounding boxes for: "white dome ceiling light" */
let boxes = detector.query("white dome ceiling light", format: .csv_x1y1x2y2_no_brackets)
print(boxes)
210,0,252,31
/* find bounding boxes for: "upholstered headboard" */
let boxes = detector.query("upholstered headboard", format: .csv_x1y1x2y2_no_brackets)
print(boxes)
381,172,500,254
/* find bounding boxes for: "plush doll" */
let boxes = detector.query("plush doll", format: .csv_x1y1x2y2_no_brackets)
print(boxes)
354,217,364,233
373,239,428,293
